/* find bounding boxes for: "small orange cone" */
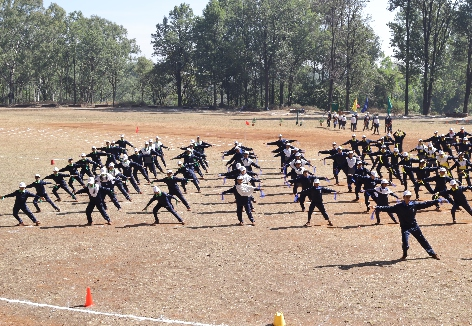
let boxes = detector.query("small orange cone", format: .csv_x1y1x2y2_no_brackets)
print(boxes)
84,287,94,307
51,159,55,165
273,312,286,326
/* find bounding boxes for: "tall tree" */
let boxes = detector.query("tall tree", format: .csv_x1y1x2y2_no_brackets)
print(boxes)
151,4,195,107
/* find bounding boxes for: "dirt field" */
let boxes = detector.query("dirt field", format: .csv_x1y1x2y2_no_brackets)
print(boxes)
0,108,471,325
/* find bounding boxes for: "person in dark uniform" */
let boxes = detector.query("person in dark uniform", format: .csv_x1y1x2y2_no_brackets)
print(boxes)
393,129,406,153
74,178,113,226
374,190,441,260
222,176,258,226
363,113,370,131
142,186,185,225
449,152,472,186
116,134,134,150
326,112,332,127
370,145,391,179
25,174,60,212
1,182,42,226
342,134,361,155
153,170,191,211
437,180,472,223
59,158,85,192
44,167,77,202
129,148,151,184
174,160,200,193
115,154,144,194
324,146,349,185
298,179,336,227
404,160,438,200
385,115,392,133
423,167,454,210
290,169,329,211
86,146,107,170
364,179,399,225
76,153,100,178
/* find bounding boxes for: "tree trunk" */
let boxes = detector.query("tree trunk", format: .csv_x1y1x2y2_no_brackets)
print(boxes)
464,38,472,114
405,0,411,116
279,81,284,106
176,68,182,107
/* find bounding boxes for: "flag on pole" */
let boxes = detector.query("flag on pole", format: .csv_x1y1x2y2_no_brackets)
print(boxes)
387,97,393,115
361,97,369,113
352,98,358,112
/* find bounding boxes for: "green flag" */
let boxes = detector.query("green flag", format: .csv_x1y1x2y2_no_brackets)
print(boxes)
387,98,393,115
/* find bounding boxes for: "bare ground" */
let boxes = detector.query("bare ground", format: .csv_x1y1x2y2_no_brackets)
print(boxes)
0,108,471,325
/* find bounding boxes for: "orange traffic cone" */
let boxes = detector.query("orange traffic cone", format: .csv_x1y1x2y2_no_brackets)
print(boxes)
84,287,94,307
51,159,55,165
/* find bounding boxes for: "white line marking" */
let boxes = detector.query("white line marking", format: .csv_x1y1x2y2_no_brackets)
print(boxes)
0,297,226,326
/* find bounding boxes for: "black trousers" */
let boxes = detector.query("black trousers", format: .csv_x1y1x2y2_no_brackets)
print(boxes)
153,204,183,223
85,201,110,223
307,202,329,221
401,225,435,256
12,204,37,224
33,193,59,211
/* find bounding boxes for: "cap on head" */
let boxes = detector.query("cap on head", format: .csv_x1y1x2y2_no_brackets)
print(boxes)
461,127,465,130
92,146,96,149
178,161,183,165
434,131,438,134
418,139,423,142
167,169,173,174
439,167,447,172
278,134,282,137
134,148,139,152
332,142,337,145
108,163,114,167
295,160,302,164
236,175,244,180
235,163,242,169
156,136,160,139
295,152,301,157
19,182,26,188
68,157,73,161
145,141,149,145
393,148,399,153
153,186,161,193
362,135,366,138
450,128,454,131
53,167,59,172
337,146,343,150
88,178,95,185
244,151,249,155
352,134,356,137
450,180,457,186
403,152,409,157
122,154,128,160
357,160,363,165
419,159,425,163
121,134,124,137
403,190,412,196
100,167,107,174
81,153,86,157
286,142,291,146
239,166,246,171
381,179,389,184
106,140,110,143
313,178,320,184
371,171,378,177
35,174,40,178
348,151,353,154
465,137,469,141
438,150,444,155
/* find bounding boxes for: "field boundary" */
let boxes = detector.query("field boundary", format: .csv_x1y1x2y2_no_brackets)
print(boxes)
0,297,226,326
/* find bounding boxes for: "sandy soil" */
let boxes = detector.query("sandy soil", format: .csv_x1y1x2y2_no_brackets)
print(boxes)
0,108,471,325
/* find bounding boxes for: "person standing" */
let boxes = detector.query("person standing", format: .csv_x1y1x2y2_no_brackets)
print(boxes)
298,179,336,227
74,179,113,226
374,190,441,260
1,182,42,226
25,174,60,212
364,179,399,225
222,176,258,226
153,170,191,211
142,186,185,225
44,167,77,202
437,180,472,223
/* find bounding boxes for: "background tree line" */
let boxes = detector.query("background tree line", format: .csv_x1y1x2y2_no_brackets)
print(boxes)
2,0,472,115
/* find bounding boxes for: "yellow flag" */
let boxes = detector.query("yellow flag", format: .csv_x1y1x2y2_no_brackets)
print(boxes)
352,98,358,112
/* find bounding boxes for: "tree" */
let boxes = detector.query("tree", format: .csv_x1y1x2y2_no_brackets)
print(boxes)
152,4,195,107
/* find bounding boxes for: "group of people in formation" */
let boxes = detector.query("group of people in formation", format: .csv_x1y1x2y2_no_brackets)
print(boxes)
1,135,212,226
4,120,472,261
326,111,393,135
272,125,472,261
